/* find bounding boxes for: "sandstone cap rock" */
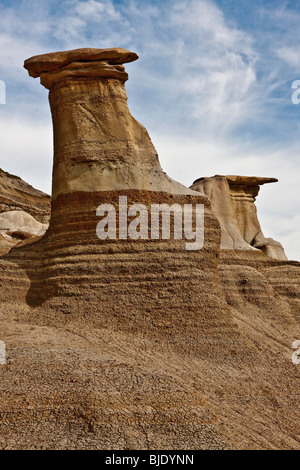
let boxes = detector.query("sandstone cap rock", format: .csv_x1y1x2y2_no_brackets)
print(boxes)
193,175,278,187
224,175,278,187
24,47,139,78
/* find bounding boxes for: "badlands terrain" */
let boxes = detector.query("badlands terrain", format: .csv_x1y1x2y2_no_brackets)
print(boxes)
0,48,299,450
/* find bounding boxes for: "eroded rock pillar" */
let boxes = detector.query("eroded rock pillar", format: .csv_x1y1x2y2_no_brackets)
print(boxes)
24,48,194,199
191,175,287,260
22,48,240,356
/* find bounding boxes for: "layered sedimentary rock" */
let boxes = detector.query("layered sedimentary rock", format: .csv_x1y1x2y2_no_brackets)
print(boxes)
0,169,50,254
0,48,241,449
20,48,231,339
0,168,50,223
0,231,16,256
0,48,299,450
191,174,287,260
24,48,193,198
0,210,48,255
0,210,48,236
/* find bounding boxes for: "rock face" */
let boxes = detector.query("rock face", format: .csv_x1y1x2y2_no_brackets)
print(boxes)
0,169,50,255
191,175,287,260
0,231,16,256
0,210,48,255
24,47,139,78
0,168,50,223
25,47,196,199
0,48,299,450
0,210,48,236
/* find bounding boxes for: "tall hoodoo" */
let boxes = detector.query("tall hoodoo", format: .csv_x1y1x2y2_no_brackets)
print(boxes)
24,47,194,199
0,48,298,450
191,174,287,260
22,47,236,353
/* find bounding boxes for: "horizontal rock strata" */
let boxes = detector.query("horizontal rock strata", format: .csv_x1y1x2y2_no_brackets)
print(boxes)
0,48,299,450
191,174,287,260
0,168,50,223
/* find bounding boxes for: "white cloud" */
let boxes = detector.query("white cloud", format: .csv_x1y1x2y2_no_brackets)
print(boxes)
73,0,121,20
0,116,52,194
52,0,132,48
276,46,300,69
124,0,260,134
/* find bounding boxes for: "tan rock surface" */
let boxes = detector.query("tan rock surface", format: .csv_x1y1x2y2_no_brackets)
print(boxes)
0,232,17,256
0,210,48,255
0,168,50,223
226,175,287,260
190,175,254,250
0,210,48,236
191,175,288,260
225,175,278,186
25,48,199,199
24,47,139,78
0,48,298,450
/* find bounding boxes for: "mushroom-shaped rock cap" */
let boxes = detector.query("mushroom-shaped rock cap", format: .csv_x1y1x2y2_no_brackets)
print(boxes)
224,175,278,187
24,47,139,78
193,175,278,187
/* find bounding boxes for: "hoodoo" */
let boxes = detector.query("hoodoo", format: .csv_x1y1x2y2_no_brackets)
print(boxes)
0,48,298,450
22,47,240,351
24,47,196,198
191,174,287,260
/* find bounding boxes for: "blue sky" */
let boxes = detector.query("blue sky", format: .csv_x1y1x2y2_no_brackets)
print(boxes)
0,0,299,259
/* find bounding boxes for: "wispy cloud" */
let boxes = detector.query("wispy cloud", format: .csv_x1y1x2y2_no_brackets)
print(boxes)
276,46,300,69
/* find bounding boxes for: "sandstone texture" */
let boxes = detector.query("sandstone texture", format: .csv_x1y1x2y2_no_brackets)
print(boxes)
25,48,198,199
0,170,50,255
24,47,139,78
0,48,298,450
0,232,16,256
0,210,48,236
0,210,48,255
0,168,50,223
191,175,288,260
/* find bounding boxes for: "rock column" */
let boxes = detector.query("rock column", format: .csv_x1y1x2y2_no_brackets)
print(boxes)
22,48,241,355
24,48,194,199
191,174,287,260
